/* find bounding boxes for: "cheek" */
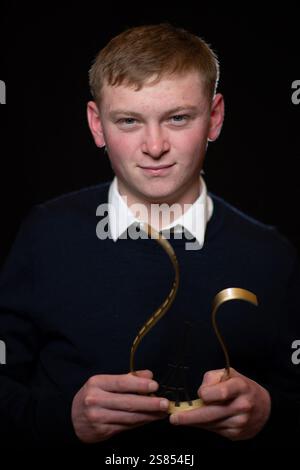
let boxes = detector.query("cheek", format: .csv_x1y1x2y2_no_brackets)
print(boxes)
105,139,136,175
175,132,207,160
175,125,208,147
106,133,139,162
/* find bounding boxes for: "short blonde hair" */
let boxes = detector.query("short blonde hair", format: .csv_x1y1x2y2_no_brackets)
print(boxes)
89,23,219,104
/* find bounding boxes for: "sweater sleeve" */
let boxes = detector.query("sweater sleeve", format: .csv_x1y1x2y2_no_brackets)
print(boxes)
0,207,79,447
257,253,300,447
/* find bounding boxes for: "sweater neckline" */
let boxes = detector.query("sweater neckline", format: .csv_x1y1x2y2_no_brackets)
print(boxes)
111,193,225,248
96,182,225,247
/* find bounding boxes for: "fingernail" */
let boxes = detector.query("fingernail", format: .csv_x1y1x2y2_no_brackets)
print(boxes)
148,381,158,392
170,413,179,425
160,399,169,411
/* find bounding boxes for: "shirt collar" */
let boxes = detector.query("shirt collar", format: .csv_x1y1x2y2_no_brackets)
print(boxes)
108,175,213,248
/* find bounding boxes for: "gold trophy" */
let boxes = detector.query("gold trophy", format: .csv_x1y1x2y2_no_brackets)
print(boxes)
130,223,258,414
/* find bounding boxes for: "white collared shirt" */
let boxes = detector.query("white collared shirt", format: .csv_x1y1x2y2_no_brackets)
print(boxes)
108,175,213,249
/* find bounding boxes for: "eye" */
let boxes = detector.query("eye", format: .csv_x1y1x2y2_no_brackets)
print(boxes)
117,117,138,126
169,114,190,125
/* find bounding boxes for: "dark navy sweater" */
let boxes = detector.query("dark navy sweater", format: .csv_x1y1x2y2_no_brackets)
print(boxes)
0,181,299,451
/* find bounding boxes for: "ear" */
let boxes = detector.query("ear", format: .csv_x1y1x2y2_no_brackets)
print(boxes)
87,101,106,148
208,93,225,142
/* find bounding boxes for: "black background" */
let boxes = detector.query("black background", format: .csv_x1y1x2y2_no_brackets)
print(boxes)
0,5,299,264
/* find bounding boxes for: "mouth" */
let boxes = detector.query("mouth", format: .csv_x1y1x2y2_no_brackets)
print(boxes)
139,163,176,176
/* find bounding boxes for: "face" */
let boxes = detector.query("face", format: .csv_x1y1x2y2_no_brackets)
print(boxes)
87,71,224,207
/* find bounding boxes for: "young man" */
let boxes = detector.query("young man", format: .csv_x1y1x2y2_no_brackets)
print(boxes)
0,24,299,450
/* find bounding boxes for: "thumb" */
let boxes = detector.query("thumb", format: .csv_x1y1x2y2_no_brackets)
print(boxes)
198,368,234,397
200,369,227,387
199,367,239,392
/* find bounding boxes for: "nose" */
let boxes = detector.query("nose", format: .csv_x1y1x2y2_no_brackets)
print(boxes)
141,125,170,158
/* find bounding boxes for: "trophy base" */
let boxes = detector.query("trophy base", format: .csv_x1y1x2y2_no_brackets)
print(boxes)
168,398,204,414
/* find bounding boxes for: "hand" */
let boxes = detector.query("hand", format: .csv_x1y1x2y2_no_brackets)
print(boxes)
169,368,271,441
71,370,169,443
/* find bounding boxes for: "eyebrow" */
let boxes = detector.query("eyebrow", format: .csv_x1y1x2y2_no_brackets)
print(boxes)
108,106,200,120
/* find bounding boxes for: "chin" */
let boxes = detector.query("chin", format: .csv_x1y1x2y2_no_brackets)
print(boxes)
142,191,177,204
139,182,177,198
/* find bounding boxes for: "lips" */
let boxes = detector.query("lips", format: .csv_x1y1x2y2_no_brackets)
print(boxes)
139,163,175,176
141,164,174,170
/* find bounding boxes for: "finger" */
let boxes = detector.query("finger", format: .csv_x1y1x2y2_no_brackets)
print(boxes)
87,373,159,394
93,391,169,413
169,403,234,426
191,423,242,441
203,413,249,431
181,393,252,429
199,376,249,404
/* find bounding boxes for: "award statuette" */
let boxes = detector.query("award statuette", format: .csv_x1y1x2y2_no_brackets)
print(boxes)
130,223,258,414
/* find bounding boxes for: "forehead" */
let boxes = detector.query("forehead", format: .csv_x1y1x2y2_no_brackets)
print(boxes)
100,71,207,114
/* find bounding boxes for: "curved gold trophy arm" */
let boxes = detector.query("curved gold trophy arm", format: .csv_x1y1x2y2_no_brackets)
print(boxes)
211,288,258,381
130,223,258,414
129,223,179,373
